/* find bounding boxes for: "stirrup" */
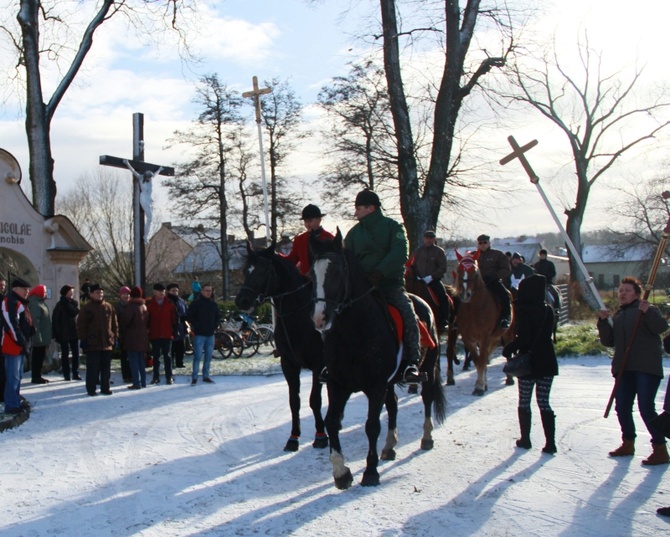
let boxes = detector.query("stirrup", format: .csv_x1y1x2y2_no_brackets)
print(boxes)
318,367,328,384
403,365,427,383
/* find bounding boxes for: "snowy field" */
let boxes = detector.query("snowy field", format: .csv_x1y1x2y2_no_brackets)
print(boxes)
2,350,670,536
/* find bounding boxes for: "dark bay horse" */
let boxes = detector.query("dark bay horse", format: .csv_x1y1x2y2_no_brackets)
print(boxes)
452,249,514,395
235,243,328,452
311,231,446,489
405,276,462,386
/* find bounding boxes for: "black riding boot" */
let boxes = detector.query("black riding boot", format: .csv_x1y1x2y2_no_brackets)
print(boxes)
540,411,557,454
516,408,532,449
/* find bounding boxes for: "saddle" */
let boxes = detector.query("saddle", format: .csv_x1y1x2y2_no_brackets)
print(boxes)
387,305,436,350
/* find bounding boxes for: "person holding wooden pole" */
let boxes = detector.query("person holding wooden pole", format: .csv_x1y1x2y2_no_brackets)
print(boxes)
597,276,669,464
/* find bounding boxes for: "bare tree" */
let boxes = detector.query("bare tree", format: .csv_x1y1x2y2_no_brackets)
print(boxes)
259,78,306,242
378,0,512,249
56,168,167,290
317,58,397,217
164,74,245,299
497,36,670,306
1,0,196,216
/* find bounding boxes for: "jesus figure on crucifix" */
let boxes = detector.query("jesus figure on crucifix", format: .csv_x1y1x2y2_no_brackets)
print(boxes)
123,159,162,243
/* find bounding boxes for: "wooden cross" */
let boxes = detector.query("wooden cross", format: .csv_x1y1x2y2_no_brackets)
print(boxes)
499,135,540,183
243,76,271,124
99,113,174,289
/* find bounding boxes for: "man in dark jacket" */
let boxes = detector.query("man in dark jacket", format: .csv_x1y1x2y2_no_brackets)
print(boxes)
52,285,81,381
77,284,118,396
2,278,33,413
476,234,512,328
344,189,423,383
186,284,221,385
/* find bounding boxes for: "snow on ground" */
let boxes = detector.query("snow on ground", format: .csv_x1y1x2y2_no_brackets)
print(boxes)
2,349,670,536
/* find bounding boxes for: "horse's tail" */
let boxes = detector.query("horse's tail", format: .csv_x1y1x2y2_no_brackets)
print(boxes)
430,369,447,425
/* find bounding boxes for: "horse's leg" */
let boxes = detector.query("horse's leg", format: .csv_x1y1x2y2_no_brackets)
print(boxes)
445,327,458,386
469,344,487,396
381,385,398,460
281,358,302,452
325,386,353,490
361,387,387,487
309,370,328,448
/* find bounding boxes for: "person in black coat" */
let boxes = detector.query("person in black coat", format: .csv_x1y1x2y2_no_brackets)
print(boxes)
503,274,559,454
51,285,81,381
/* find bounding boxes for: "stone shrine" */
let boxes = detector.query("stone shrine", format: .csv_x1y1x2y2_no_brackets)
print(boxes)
0,147,91,307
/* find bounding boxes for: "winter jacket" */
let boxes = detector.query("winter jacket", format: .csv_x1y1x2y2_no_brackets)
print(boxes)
28,295,52,347
1,291,33,355
503,274,558,379
187,296,221,337
344,207,408,291
597,299,668,377
114,300,130,346
167,293,188,341
122,298,149,353
147,298,177,340
286,227,335,276
506,262,535,291
533,258,557,284
52,296,79,342
77,298,118,351
478,247,511,283
409,244,447,281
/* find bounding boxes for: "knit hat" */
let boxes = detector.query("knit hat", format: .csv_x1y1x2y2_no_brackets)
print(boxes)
153,283,166,291
355,189,381,208
166,283,179,291
60,285,74,296
119,286,131,295
512,252,522,260
130,286,143,298
28,284,47,299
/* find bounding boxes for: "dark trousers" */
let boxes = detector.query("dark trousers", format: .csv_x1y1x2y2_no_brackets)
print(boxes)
427,280,451,321
615,370,665,445
60,339,80,379
85,350,112,395
486,279,511,320
119,349,132,381
31,346,46,382
151,339,173,381
0,355,5,402
172,339,185,367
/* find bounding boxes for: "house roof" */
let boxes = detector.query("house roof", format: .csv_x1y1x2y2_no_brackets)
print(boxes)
581,244,655,264
173,240,247,274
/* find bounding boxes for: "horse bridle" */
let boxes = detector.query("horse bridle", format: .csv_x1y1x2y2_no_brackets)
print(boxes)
240,257,309,310
312,252,373,315
458,258,482,297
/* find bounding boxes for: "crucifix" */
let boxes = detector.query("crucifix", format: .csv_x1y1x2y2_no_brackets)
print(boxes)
99,112,174,289
242,76,272,244
499,135,608,315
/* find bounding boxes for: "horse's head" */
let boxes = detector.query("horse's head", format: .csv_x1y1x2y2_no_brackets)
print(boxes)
235,241,281,312
454,248,481,303
310,228,349,333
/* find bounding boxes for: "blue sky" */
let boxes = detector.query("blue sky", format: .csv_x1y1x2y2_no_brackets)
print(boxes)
1,0,670,239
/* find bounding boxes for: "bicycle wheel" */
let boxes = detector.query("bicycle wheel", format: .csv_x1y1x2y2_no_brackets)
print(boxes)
225,330,244,358
255,325,274,348
240,328,260,357
214,331,233,359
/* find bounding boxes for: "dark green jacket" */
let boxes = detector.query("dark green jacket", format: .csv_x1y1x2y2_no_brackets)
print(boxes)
344,207,408,291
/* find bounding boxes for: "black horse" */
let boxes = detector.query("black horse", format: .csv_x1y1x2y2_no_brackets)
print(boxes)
235,242,328,452
310,231,446,489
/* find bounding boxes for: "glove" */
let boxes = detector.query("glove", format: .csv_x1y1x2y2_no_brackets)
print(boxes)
423,275,433,284
367,270,384,288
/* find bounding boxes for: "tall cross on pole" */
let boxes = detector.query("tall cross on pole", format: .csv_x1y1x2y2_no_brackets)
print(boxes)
499,135,609,316
243,76,272,244
99,113,174,289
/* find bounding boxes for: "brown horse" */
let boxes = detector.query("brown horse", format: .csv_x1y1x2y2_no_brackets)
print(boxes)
405,276,461,386
453,249,514,395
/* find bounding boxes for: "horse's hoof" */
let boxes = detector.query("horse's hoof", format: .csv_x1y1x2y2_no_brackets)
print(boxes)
334,469,354,490
361,472,380,487
381,448,396,461
462,365,470,372
283,438,299,452
505,376,515,386
453,357,461,365
472,388,485,396
421,438,434,450
446,378,455,386
312,435,329,449
408,384,418,394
